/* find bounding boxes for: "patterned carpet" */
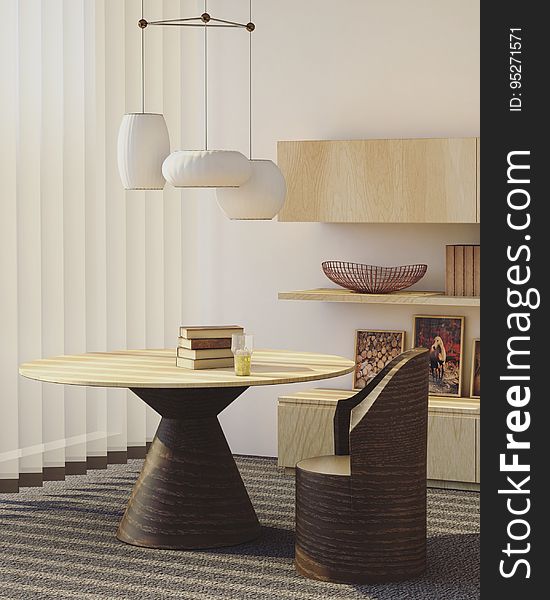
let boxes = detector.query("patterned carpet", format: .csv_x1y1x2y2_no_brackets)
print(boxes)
0,456,479,599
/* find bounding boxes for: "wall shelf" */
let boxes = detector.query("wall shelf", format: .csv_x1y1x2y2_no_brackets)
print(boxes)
278,288,480,308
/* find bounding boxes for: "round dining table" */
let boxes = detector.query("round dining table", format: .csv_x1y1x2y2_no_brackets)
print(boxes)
19,348,354,550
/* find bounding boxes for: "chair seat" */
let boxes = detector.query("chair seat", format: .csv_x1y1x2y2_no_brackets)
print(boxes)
296,454,350,477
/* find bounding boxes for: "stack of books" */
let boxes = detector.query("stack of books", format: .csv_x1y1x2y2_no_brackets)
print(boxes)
176,325,243,370
445,244,480,296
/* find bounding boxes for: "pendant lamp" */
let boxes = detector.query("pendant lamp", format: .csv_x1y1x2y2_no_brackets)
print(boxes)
117,0,281,206
161,7,254,189
117,5,170,190
118,113,170,190
217,160,286,220
163,150,252,188
215,1,286,220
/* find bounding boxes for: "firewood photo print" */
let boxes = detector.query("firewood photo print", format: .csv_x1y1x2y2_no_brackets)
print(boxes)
353,330,405,389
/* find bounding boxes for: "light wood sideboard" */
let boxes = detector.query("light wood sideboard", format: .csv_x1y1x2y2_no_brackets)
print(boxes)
278,388,480,491
427,397,480,490
277,137,480,223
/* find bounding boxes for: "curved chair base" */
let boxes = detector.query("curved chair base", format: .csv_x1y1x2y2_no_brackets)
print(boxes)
295,546,426,585
295,456,426,584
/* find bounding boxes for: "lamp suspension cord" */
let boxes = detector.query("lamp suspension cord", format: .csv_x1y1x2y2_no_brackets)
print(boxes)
204,0,208,150
141,0,145,113
249,0,252,159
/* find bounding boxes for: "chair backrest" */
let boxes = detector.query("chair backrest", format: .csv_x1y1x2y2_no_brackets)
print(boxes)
348,348,429,516
333,351,411,455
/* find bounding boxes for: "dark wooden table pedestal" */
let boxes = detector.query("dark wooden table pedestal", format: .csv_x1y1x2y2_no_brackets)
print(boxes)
116,386,261,550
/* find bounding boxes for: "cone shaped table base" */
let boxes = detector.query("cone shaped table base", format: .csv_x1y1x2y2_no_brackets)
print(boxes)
116,387,261,550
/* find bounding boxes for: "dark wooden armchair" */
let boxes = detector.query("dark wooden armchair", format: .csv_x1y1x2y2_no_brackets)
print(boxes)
295,348,429,584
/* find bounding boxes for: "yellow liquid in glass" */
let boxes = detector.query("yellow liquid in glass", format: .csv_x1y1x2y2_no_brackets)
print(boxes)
234,353,251,376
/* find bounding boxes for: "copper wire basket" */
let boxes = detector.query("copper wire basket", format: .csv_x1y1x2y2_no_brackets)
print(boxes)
322,261,427,294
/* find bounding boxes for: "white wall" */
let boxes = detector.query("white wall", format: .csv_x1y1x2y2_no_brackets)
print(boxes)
187,0,481,456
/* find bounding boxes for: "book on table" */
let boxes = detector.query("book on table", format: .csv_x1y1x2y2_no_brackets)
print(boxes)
176,356,235,370
176,347,234,360
178,337,232,350
178,325,243,340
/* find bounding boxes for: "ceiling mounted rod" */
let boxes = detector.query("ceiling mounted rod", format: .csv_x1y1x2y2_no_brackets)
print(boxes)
209,16,255,29
140,0,144,112
204,1,208,151
139,13,255,31
146,16,201,25
146,23,242,28
148,23,243,28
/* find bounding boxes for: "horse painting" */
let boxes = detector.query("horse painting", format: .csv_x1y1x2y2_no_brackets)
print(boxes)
429,336,446,383
413,315,464,397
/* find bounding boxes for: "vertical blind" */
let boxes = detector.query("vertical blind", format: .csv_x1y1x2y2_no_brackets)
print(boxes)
0,0,194,491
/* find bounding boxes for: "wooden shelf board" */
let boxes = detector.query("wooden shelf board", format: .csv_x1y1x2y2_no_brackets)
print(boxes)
278,288,480,307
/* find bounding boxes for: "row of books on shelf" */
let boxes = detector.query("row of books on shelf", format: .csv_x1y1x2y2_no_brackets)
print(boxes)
445,244,480,297
176,325,243,370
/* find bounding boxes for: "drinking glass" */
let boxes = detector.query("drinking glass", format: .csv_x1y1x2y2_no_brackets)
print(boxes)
232,334,254,376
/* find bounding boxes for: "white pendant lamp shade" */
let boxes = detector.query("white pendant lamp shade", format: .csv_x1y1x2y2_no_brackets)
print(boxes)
162,150,252,188
216,160,286,220
117,113,170,190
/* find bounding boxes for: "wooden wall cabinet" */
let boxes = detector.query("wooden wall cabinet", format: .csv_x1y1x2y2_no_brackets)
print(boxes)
278,388,480,490
277,137,480,223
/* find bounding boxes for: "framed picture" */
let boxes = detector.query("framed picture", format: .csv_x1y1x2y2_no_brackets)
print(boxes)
353,330,405,390
413,315,465,397
470,338,480,398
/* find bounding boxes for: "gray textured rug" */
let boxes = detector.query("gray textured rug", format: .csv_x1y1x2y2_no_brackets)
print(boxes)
0,456,479,599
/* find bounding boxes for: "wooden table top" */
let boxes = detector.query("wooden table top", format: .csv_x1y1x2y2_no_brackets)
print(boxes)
19,349,355,389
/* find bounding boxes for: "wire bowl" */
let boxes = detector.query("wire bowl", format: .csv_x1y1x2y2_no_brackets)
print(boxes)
321,261,428,294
